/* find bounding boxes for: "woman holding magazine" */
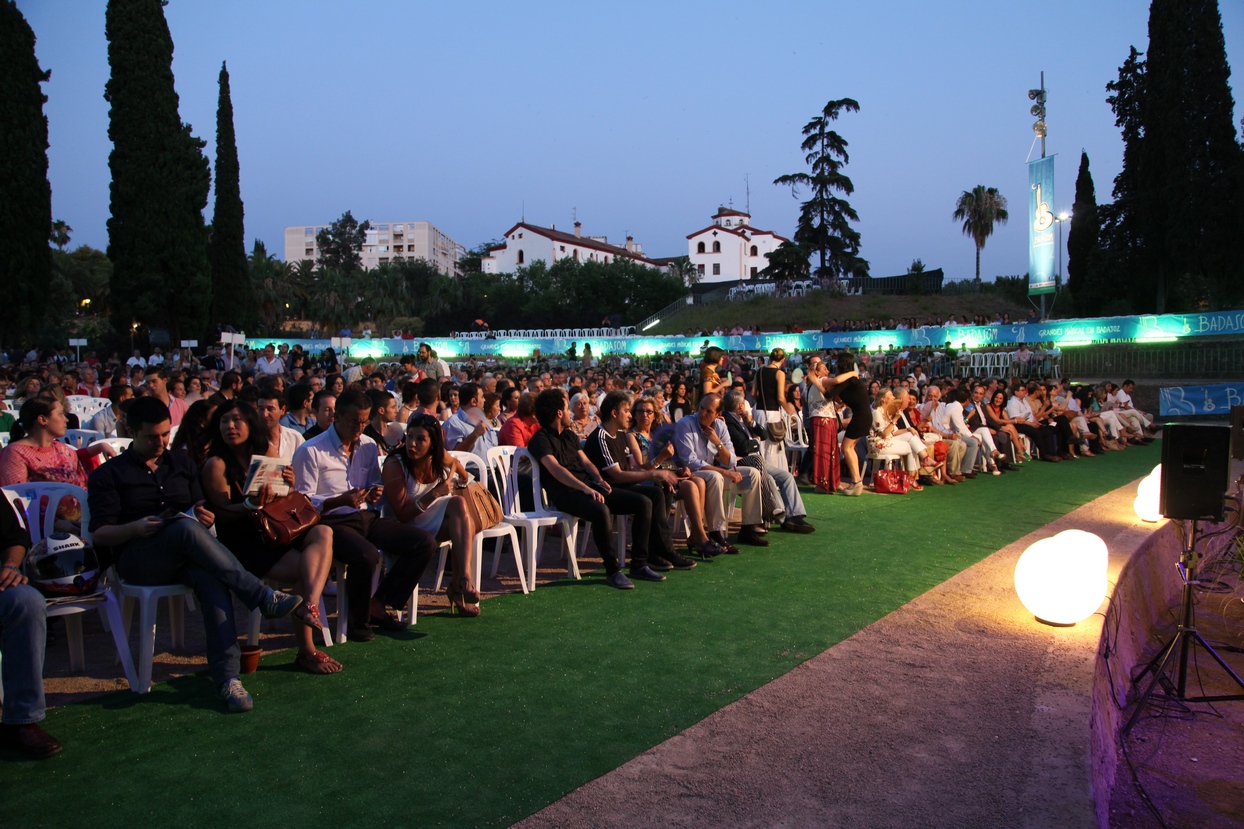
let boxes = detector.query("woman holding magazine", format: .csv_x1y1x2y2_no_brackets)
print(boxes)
201,400,340,674
381,414,481,617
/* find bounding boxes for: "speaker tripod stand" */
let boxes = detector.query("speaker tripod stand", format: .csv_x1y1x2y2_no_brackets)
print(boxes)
1122,520,1244,737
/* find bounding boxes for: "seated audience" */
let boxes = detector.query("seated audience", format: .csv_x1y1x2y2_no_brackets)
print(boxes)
673,393,765,550
381,414,481,616
629,395,722,557
292,389,437,640
722,389,815,530
0,497,61,758
584,391,697,578
201,401,340,674
89,397,306,712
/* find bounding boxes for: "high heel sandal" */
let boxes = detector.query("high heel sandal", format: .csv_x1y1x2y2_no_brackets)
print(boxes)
447,582,481,618
842,479,864,496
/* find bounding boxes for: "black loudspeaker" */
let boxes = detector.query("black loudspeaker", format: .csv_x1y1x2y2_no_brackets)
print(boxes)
1160,423,1231,521
1232,405,1244,460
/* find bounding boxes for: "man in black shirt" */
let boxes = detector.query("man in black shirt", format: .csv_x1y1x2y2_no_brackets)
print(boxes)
302,390,336,440
0,498,61,758
89,398,307,712
583,391,697,573
527,389,658,589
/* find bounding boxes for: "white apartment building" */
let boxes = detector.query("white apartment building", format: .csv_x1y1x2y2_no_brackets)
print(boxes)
284,220,466,276
687,207,788,283
481,221,665,274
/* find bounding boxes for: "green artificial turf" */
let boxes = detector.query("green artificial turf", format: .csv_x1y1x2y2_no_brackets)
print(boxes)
6,445,1159,828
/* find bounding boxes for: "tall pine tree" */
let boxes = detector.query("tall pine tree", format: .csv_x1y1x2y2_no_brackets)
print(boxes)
208,62,256,333
775,98,869,279
105,0,211,343
0,0,53,348
1066,152,1101,314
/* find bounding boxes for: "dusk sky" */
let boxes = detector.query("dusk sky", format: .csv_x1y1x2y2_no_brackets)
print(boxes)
18,1,1244,283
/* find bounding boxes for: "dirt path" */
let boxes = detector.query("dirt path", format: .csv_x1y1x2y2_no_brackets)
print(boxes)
516,481,1158,829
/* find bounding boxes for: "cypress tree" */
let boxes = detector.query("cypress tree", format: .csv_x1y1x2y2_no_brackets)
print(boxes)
1066,152,1101,314
0,1,53,348
1143,0,1243,310
208,61,256,332
1105,1,1243,312
105,0,211,343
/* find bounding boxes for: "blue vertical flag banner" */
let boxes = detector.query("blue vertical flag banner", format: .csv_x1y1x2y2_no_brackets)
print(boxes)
1028,156,1056,296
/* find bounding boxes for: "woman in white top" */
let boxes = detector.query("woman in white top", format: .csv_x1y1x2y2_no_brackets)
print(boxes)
871,389,934,490
381,414,480,617
803,357,856,494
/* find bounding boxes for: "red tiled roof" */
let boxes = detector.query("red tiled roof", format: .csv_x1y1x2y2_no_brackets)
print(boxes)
685,224,747,240
712,207,750,218
488,222,663,266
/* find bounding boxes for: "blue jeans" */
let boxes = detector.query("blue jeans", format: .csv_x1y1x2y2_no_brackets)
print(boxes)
117,520,270,687
766,463,808,519
0,584,47,724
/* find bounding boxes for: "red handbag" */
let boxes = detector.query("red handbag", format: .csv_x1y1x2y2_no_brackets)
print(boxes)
873,468,910,494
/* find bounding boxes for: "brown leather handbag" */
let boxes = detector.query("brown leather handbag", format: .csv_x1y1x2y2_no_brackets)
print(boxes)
456,481,503,531
255,491,321,547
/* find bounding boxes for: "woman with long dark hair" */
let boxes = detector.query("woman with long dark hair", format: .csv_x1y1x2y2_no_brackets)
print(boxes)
831,352,871,496
169,399,218,466
700,347,728,400
200,400,338,673
381,414,480,616
668,380,692,422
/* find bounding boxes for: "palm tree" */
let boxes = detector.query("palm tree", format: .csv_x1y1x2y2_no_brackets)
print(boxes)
952,186,1009,281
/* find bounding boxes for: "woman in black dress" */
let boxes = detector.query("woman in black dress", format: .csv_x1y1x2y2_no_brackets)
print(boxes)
833,352,871,496
200,400,340,674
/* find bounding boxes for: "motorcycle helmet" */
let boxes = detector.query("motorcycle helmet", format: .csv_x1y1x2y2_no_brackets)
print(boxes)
25,533,100,597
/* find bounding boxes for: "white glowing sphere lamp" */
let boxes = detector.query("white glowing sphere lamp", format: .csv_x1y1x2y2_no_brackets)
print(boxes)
1014,529,1109,625
1133,465,1163,523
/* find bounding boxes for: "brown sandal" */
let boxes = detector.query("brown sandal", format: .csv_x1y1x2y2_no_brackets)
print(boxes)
295,650,342,674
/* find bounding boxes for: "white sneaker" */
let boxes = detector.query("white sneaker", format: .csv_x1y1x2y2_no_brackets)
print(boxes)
220,678,253,713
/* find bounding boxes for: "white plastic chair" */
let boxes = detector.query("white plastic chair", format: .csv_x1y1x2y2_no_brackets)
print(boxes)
87,437,132,457
68,395,109,420
0,483,138,690
113,570,196,693
449,451,526,594
58,429,105,449
784,412,809,471
487,446,581,592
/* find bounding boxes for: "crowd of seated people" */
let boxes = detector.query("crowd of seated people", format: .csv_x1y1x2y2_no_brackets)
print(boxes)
0,339,1161,755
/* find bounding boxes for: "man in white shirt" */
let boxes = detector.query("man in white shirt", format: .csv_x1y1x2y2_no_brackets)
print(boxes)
673,393,765,549
441,383,497,464
923,385,967,479
932,388,980,477
1005,385,1061,460
257,388,305,458
291,389,436,640
1113,380,1156,436
255,344,285,377
125,350,147,370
